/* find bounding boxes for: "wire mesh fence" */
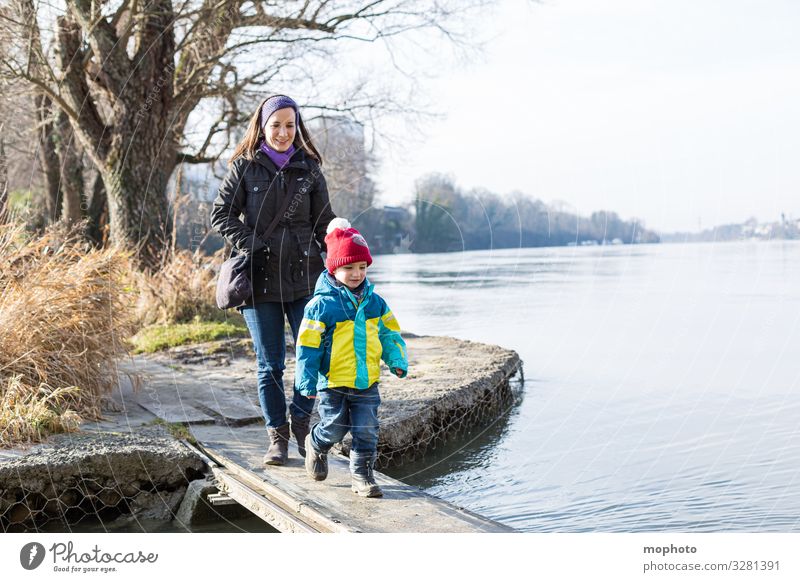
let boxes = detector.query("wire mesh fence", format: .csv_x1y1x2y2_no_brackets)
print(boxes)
0,431,206,533
375,364,524,469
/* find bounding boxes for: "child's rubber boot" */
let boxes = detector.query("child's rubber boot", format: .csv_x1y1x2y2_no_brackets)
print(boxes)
350,451,383,498
304,433,328,481
263,423,289,466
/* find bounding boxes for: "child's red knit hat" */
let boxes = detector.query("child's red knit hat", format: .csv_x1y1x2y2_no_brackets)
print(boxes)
325,218,373,273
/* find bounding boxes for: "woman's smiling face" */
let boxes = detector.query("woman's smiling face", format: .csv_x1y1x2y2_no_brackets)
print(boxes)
264,107,296,152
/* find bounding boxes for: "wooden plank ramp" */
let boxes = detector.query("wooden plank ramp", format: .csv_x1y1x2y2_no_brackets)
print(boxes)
187,424,515,533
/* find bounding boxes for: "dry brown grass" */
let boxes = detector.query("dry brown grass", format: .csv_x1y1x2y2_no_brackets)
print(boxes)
132,165,225,327
0,377,82,444
0,222,136,447
134,246,224,326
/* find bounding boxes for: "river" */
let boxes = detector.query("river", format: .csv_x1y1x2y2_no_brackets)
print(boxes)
374,240,800,532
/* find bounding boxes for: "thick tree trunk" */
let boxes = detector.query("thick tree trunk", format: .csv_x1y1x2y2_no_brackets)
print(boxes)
86,171,108,245
103,137,176,270
56,111,86,224
101,0,176,270
35,93,62,224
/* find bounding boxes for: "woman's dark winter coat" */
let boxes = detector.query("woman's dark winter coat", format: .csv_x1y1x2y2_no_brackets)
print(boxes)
211,147,336,304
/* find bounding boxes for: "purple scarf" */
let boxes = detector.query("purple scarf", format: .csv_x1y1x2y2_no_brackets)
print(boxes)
259,141,296,169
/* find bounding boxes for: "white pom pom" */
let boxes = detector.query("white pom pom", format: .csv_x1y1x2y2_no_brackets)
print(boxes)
326,217,351,234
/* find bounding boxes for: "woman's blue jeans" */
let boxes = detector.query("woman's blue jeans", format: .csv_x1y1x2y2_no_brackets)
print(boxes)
241,297,316,428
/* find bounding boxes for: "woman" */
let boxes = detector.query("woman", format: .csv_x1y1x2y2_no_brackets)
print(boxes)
211,94,336,466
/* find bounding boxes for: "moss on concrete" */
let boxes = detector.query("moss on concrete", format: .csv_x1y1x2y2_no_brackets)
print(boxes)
131,320,249,353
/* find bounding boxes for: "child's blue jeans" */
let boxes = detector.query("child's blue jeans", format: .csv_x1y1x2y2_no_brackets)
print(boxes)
310,384,381,455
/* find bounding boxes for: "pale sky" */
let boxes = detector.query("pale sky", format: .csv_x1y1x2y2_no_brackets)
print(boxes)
370,0,800,233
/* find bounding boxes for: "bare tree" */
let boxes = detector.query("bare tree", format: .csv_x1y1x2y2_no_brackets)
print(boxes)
1,0,484,269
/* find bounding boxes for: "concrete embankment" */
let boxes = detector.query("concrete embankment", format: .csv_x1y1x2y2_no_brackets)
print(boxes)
0,334,522,532
0,429,207,531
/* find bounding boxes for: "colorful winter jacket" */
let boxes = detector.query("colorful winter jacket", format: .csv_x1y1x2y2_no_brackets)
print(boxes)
295,272,408,396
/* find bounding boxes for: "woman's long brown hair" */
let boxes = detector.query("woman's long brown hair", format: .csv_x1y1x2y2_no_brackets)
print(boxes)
228,96,324,166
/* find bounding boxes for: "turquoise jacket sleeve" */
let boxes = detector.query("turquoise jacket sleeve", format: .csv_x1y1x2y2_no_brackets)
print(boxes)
377,298,408,378
295,299,328,397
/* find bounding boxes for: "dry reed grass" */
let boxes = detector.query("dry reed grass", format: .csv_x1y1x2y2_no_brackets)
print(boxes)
134,168,225,326
134,246,224,326
1,377,82,443
0,222,135,447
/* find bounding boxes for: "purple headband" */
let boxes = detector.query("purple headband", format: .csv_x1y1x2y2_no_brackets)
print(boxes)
260,95,299,129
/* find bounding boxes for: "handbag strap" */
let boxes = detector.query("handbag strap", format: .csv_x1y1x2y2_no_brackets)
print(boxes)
250,167,298,252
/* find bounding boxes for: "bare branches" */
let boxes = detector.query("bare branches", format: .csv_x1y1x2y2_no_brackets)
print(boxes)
238,11,335,32
2,0,483,152
177,106,230,164
172,0,241,125
53,14,110,163
65,0,130,97
176,152,218,164
9,0,54,86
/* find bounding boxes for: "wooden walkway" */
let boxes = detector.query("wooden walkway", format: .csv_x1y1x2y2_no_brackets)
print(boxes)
186,424,515,533
125,334,521,533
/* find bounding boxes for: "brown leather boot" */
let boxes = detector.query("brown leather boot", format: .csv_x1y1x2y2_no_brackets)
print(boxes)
290,413,311,458
304,433,328,481
263,423,290,466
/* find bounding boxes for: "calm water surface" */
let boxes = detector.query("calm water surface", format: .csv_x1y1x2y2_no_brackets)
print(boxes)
371,241,800,532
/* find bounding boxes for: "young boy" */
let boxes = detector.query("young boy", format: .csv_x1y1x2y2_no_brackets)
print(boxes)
295,218,408,497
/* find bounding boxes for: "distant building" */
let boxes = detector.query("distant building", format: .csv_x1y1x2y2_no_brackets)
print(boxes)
307,116,374,219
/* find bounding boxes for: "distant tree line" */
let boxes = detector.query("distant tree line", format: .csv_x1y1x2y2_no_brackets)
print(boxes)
660,215,800,243
407,173,660,253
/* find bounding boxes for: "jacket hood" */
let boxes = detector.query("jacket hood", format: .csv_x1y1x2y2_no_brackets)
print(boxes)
314,271,373,302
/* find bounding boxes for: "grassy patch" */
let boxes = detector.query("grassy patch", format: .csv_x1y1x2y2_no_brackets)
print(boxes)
131,319,249,353
147,418,197,445
8,189,33,213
